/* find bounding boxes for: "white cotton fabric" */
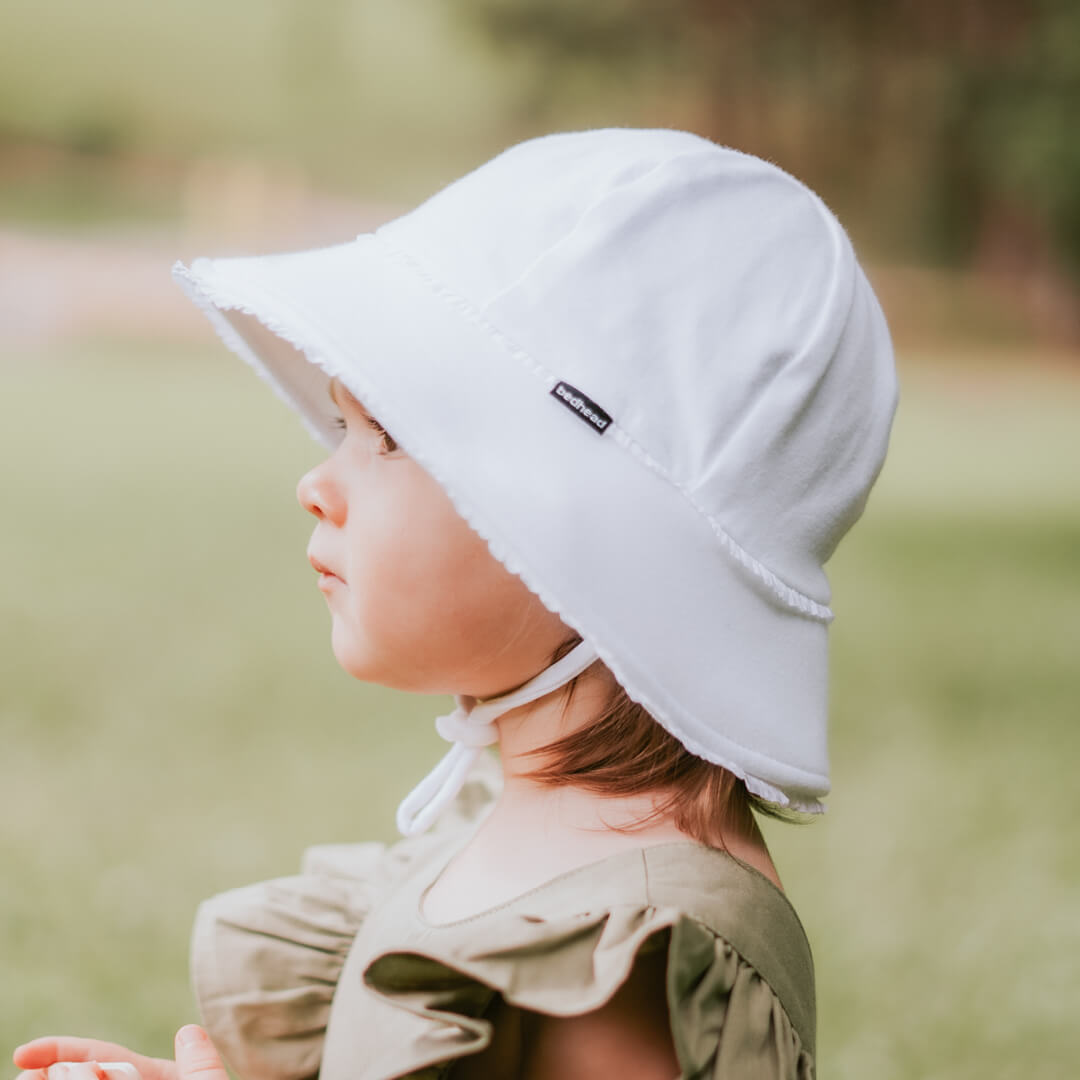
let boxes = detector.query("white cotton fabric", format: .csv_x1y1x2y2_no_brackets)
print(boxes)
171,127,898,821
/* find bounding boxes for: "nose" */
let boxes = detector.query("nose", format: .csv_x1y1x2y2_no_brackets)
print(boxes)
297,457,345,523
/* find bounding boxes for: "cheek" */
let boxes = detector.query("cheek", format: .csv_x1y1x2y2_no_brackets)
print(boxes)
350,495,521,653
328,463,548,692
357,511,491,628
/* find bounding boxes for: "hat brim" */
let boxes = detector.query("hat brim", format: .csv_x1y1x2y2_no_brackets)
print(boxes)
173,233,829,810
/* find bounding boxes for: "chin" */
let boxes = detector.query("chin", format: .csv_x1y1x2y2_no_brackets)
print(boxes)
328,618,445,692
329,626,395,687
329,626,370,681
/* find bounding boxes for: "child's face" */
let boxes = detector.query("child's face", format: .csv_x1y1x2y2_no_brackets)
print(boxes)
297,377,570,697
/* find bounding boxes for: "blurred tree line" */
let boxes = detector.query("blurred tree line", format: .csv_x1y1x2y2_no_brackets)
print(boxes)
2,0,1076,340
463,0,1080,302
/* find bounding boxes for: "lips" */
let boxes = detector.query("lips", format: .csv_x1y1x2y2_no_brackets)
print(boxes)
308,552,343,582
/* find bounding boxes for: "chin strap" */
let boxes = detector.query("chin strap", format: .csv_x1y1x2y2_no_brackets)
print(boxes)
395,637,600,836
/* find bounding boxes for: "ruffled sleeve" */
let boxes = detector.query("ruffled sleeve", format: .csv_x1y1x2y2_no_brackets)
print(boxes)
359,843,816,1079
190,756,502,1080
190,841,387,1080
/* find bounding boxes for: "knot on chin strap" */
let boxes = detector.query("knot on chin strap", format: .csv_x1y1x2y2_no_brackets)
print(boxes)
434,708,499,748
395,637,600,836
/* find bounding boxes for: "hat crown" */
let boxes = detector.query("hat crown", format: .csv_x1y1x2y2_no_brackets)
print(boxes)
378,128,897,604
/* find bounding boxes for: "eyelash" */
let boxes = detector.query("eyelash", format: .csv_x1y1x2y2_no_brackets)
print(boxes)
331,414,398,454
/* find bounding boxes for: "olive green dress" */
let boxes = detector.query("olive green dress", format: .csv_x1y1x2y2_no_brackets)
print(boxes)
190,763,816,1079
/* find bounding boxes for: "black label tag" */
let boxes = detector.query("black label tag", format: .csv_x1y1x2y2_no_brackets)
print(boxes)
550,380,612,434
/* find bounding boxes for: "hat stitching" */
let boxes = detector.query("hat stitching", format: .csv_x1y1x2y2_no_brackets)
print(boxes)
171,258,826,812
374,233,834,623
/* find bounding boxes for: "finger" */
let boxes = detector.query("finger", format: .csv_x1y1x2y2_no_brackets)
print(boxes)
14,1041,134,1071
173,1027,226,1080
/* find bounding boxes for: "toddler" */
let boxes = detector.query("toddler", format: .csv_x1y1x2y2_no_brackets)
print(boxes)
15,126,897,1079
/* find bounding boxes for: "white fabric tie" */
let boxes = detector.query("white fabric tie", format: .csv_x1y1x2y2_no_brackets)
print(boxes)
396,637,600,836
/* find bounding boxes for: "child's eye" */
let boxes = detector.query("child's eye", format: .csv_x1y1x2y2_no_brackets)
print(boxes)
366,416,399,454
330,412,398,454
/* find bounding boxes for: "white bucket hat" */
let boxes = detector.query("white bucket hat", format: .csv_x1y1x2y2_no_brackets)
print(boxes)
172,127,898,831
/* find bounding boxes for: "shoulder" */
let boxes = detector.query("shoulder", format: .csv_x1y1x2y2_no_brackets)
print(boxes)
639,842,817,1048
364,842,817,1079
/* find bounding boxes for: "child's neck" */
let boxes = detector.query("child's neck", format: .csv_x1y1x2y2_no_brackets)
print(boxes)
490,763,781,888
420,679,782,925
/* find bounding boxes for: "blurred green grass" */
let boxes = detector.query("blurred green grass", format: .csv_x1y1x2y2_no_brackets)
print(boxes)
2,343,1078,1079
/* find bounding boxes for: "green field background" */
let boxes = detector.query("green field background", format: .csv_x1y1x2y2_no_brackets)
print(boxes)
2,342,1078,1080
2,1,1078,1076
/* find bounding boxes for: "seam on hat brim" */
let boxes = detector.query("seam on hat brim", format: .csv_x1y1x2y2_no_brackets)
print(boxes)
171,252,829,815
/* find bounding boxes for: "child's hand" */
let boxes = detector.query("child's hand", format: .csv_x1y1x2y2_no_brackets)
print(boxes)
12,1036,173,1080
11,1027,220,1080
